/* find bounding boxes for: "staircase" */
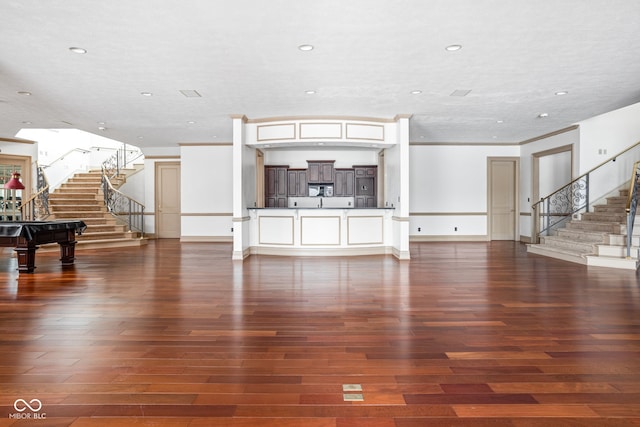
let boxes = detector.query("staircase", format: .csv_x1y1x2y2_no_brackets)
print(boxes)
527,187,640,270
45,170,146,250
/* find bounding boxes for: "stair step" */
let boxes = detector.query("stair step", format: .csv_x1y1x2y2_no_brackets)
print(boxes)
555,229,607,243
527,244,587,265
49,205,104,212
77,231,133,240
586,254,640,270
566,221,623,233
581,212,627,222
597,244,640,258
53,212,109,219
539,236,596,254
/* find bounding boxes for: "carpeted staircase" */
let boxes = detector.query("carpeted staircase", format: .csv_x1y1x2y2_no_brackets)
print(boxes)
527,187,639,270
45,170,146,250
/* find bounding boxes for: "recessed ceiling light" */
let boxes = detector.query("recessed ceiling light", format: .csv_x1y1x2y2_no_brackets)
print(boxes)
318,142,325,146
140,92,153,97
410,90,422,95
496,120,504,124
538,113,549,118
98,126,107,131
298,44,314,51
555,91,568,96
137,136,144,139
187,120,196,124
17,91,31,96
445,44,462,51
305,90,316,95
22,121,32,124
69,47,87,54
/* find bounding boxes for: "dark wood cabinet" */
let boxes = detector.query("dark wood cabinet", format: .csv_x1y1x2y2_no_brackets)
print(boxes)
287,169,307,197
265,166,288,207
334,169,355,197
354,166,377,208
307,161,334,183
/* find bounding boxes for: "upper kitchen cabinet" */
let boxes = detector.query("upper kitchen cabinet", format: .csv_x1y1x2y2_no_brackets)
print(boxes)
287,169,307,197
334,169,355,197
354,166,377,208
307,161,334,183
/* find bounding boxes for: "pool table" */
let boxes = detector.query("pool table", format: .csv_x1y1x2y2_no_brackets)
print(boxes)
0,220,87,273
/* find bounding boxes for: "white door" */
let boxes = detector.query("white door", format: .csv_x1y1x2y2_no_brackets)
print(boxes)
156,162,181,238
489,158,518,240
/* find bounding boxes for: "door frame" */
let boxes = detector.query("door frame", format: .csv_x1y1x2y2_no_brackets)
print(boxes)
154,161,181,238
532,144,574,202
487,157,520,241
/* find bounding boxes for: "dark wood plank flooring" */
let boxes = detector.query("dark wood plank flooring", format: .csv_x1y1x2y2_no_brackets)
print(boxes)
1,240,639,426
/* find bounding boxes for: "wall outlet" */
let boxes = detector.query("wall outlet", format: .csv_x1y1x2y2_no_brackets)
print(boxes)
454,227,458,231
418,227,421,232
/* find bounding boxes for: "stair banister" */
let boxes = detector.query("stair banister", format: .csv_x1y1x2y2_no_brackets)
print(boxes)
101,167,145,235
625,160,640,259
532,140,640,243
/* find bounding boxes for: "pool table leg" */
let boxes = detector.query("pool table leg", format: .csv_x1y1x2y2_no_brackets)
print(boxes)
14,243,37,273
59,239,77,265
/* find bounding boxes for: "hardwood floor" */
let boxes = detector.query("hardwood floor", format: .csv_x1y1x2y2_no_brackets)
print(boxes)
1,240,639,426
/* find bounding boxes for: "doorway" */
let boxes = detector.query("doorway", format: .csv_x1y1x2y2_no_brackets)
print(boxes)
488,157,519,240
155,161,181,238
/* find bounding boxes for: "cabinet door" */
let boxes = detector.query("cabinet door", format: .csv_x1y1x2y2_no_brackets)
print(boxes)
334,170,345,196
344,170,355,196
297,171,307,196
320,163,334,182
307,163,320,182
288,170,298,196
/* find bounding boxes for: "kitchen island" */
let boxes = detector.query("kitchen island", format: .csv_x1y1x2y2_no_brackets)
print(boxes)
246,207,395,257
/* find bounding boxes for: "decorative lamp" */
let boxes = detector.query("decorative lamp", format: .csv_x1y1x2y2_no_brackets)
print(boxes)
3,172,25,221
4,172,25,190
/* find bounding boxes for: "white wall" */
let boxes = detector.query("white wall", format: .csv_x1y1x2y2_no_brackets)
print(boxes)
578,102,640,173
180,144,233,240
410,144,519,238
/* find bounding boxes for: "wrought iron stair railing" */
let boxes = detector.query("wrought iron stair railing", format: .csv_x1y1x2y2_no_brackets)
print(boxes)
19,164,50,221
102,144,144,181
532,140,640,243
101,169,145,236
626,161,640,259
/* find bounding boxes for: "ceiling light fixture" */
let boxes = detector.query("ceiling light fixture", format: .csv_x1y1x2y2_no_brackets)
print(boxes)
22,121,32,124
445,44,462,51
410,90,422,95
140,92,153,97
305,90,316,95
180,90,202,98
98,126,106,131
496,120,504,124
187,120,196,124
69,47,87,54
555,91,568,96
538,113,549,118
298,44,314,51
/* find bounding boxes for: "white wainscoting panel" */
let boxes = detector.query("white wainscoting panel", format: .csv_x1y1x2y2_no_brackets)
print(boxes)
301,216,341,245
348,216,383,244
259,216,294,245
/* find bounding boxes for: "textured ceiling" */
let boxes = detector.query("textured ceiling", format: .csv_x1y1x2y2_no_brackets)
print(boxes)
1,0,640,148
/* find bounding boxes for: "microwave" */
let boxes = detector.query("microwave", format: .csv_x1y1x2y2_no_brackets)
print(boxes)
309,184,333,197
